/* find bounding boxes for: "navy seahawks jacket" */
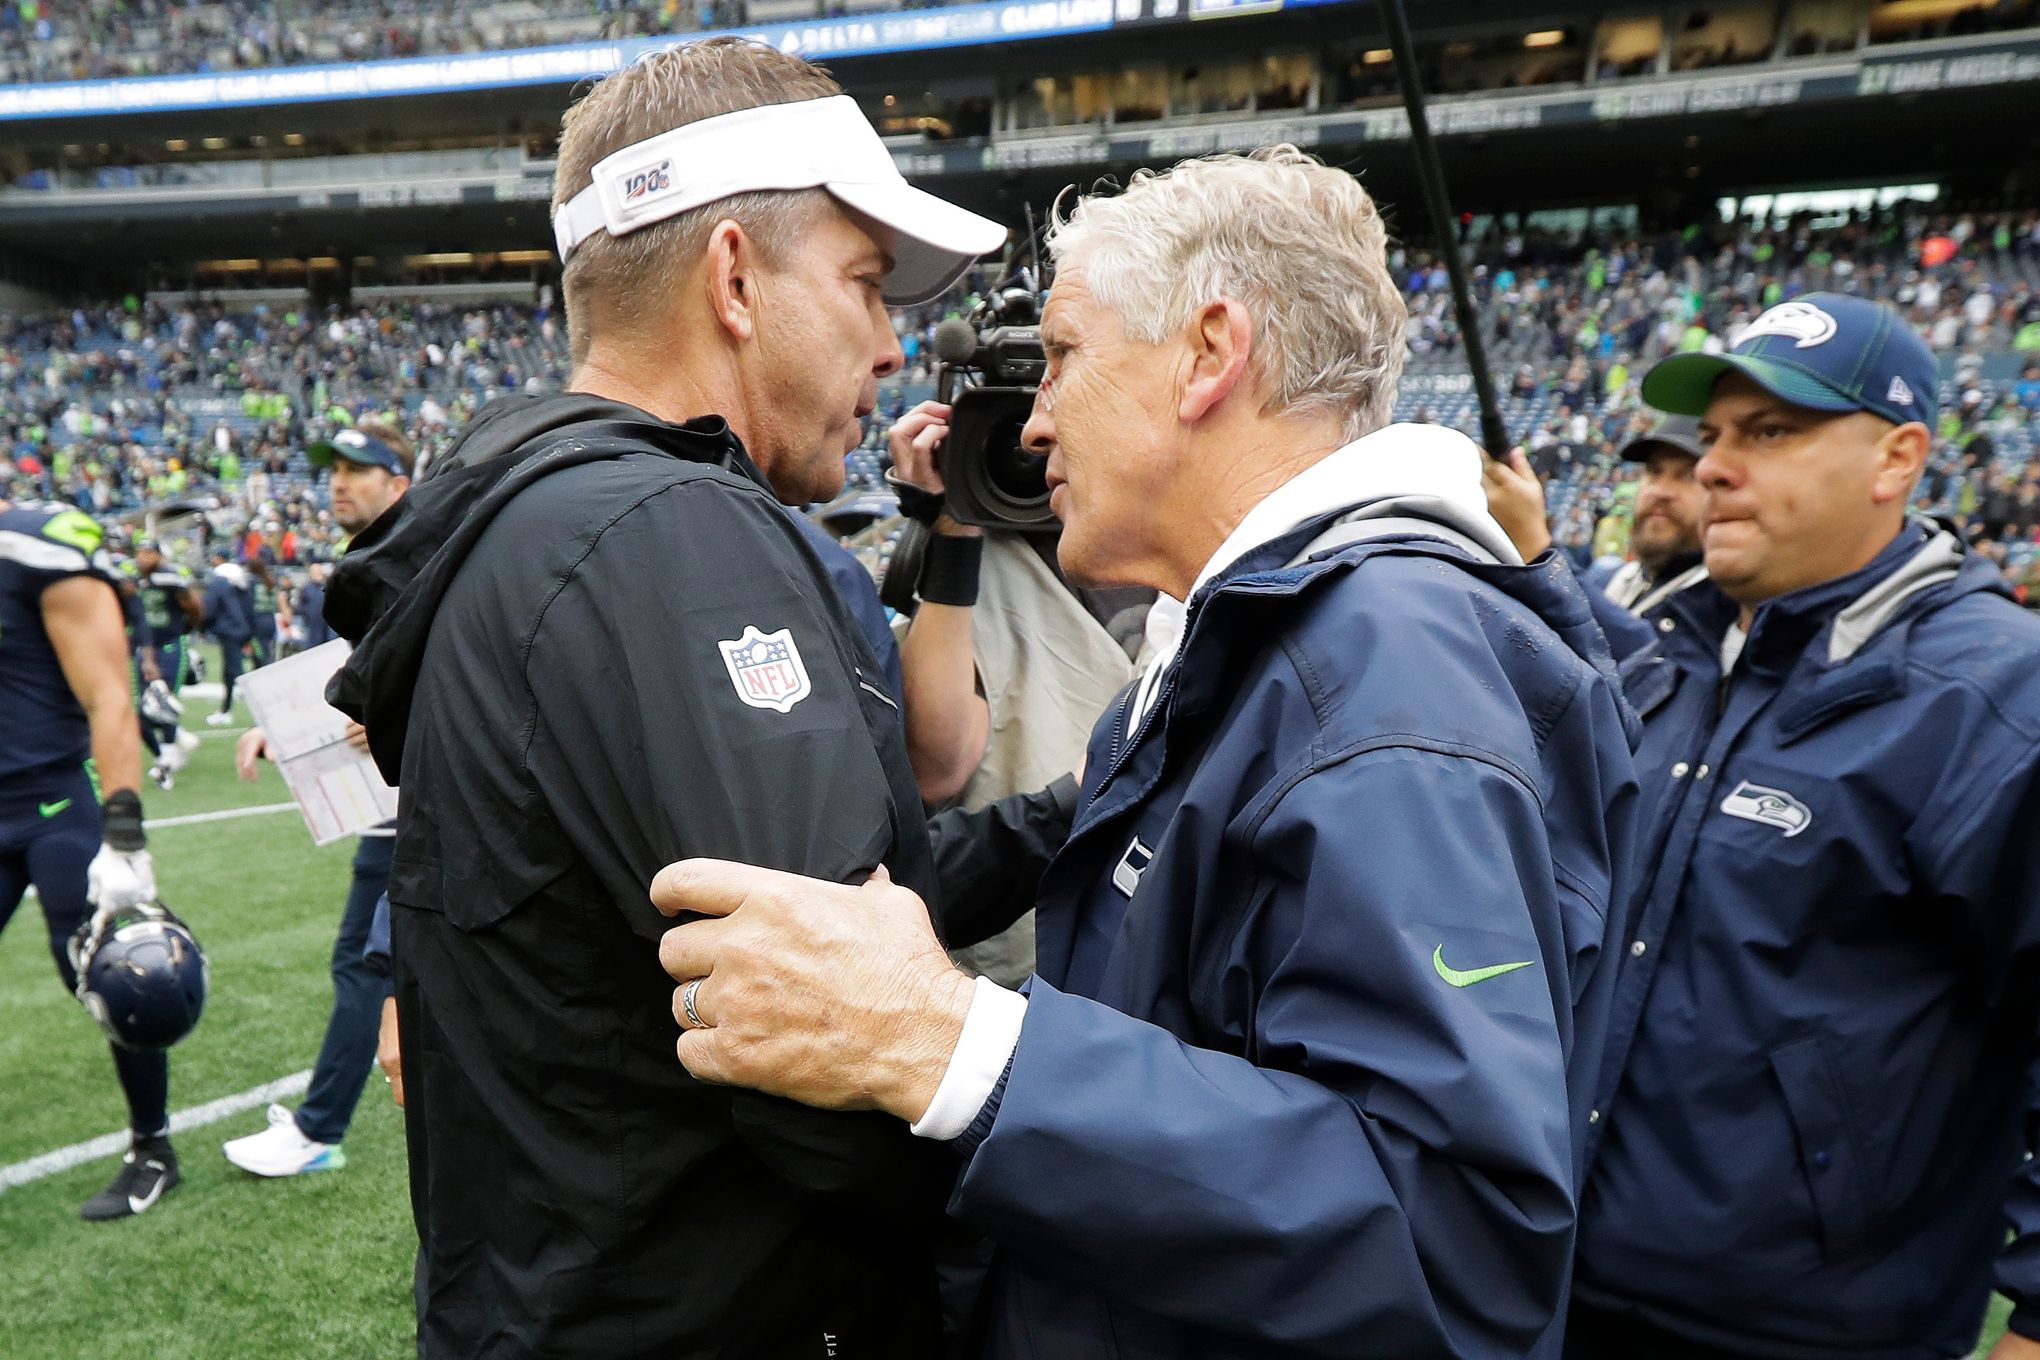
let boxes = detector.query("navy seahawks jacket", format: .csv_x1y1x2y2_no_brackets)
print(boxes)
1576,520,2040,1358
947,511,1643,1359
202,564,256,641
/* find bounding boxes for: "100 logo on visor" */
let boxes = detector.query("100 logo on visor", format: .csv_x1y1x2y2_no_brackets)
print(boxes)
620,159,674,202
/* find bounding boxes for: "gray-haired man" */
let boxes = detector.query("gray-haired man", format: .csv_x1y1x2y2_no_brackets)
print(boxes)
650,147,1643,1360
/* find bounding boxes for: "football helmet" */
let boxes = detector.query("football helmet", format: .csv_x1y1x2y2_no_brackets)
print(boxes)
70,902,209,1052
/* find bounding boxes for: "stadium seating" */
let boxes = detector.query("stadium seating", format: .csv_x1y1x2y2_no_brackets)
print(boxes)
0,0,940,85
4,215,2037,594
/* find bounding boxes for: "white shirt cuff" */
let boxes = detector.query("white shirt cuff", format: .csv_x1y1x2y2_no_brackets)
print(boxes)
909,975,1027,1141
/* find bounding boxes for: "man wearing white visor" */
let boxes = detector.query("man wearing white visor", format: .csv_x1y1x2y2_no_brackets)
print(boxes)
551,82,1002,309
323,37,1014,1358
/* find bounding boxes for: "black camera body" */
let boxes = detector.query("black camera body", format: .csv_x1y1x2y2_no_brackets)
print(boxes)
929,288,1055,532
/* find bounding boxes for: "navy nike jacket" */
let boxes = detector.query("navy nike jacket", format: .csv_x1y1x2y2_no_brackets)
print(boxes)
202,566,256,641
1577,521,2040,1358
948,515,1643,1359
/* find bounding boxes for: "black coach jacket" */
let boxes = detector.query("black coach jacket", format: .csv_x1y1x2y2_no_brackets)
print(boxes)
329,393,1047,1359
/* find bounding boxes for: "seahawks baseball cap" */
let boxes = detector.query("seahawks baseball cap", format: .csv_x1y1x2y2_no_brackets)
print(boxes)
1642,293,1937,428
307,428,411,476
1618,413,1707,464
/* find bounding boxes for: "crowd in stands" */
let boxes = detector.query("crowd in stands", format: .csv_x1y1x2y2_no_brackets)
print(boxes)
5,0,2035,88
0,295,577,561
0,0,867,84
4,208,2039,599
1396,206,2040,600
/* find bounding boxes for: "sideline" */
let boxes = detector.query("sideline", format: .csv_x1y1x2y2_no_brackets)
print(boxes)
146,802,298,829
0,1070,312,1191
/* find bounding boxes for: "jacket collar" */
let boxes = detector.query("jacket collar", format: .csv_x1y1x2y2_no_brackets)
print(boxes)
1133,422,1520,702
1641,518,2005,740
1190,422,1518,599
1739,519,1939,673
1157,508,1622,737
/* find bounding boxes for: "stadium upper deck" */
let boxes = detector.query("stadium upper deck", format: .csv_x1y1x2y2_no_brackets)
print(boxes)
4,0,2035,88
0,1,2036,296
0,0,2033,306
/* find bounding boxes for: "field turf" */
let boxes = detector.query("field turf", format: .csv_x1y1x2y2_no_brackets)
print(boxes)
0,694,415,1359
0,682,2017,1358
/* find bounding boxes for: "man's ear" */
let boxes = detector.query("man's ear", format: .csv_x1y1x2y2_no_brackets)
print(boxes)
1179,298,1253,425
1872,420,1931,507
704,218,760,343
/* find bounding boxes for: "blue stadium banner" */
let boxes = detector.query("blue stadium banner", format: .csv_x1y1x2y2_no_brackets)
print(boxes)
0,0,1348,121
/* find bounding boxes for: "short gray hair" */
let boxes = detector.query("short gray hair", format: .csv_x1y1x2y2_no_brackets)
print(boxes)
553,38,838,366
1047,146,1407,442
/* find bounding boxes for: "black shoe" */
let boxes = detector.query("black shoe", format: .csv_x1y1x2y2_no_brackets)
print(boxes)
80,1138,181,1221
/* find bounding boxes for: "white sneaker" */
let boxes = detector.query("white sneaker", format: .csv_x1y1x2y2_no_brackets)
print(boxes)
205,712,235,727
221,1104,346,1177
148,763,174,792
174,731,200,754
159,743,190,775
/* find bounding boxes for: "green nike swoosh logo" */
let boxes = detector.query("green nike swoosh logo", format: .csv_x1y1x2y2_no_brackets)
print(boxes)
1433,945,1534,988
38,799,72,818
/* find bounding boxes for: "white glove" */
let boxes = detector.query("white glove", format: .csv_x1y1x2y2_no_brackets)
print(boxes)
141,678,184,727
87,843,157,915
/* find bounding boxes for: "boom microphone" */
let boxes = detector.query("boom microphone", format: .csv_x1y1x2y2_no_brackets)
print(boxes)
932,318,980,366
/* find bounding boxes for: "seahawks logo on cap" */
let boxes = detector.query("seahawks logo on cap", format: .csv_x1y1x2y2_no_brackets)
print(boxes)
1719,780,1813,837
1740,301,1838,349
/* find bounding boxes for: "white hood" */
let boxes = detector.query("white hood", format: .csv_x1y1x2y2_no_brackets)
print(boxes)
1131,423,1520,723
1192,422,1515,595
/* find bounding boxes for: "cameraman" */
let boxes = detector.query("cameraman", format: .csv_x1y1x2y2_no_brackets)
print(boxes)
889,399,1143,986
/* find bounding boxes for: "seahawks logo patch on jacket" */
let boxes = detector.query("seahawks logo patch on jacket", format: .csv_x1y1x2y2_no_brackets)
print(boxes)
1719,781,1813,838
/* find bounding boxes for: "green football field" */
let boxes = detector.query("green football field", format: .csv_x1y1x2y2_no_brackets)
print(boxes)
0,684,2017,1358
0,696,414,1360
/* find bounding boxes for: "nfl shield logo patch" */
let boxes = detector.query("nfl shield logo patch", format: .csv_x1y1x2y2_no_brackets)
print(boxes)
719,626,812,713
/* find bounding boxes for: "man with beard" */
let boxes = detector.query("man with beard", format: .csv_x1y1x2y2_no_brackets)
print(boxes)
1598,416,1709,616
1484,413,1709,659
222,422,411,1179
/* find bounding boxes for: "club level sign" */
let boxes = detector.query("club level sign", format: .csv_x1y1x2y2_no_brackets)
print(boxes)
719,626,812,713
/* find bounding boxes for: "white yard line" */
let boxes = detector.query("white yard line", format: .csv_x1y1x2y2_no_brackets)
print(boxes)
146,802,298,829
0,1070,312,1191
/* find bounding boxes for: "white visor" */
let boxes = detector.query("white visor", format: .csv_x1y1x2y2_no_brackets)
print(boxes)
552,94,1006,305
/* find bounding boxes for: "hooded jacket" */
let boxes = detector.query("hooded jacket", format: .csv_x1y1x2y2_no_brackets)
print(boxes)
943,426,1644,1359
1583,554,1710,663
1577,521,2040,1358
202,560,255,640
328,392,960,1359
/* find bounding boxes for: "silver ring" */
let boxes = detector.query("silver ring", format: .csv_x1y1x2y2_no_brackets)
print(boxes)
681,977,709,1030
